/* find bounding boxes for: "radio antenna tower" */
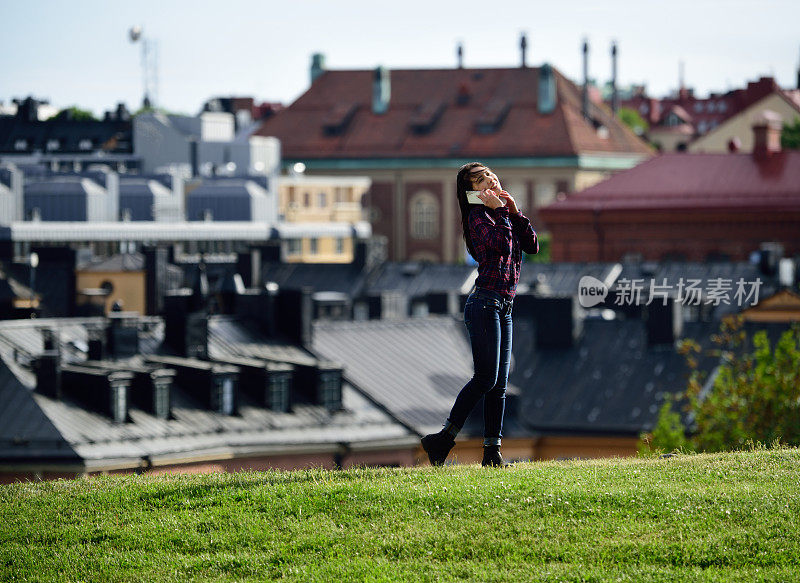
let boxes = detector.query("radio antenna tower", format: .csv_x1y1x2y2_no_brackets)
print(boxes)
128,25,159,110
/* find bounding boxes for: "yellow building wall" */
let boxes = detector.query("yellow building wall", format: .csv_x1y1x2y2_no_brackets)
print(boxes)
689,93,800,153
75,271,146,314
286,236,354,264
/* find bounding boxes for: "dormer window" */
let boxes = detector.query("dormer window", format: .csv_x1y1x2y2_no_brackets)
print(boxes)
46,139,60,151
79,138,93,151
14,139,28,151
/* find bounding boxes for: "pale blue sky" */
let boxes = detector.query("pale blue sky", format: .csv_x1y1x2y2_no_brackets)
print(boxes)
2,0,799,117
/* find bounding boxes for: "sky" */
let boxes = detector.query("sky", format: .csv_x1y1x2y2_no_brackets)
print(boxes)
2,0,799,118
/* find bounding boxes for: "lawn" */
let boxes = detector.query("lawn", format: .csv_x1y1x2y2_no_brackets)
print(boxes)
2,447,799,582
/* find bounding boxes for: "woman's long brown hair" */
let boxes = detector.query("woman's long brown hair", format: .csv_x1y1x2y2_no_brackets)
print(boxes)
456,162,489,261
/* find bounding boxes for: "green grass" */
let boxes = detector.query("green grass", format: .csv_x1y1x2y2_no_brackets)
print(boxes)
2,448,800,582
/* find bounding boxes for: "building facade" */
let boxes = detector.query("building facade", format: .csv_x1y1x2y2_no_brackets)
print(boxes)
256,58,652,262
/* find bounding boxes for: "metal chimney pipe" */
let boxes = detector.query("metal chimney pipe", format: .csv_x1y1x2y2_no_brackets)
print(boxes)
520,33,528,68
457,43,463,69
611,41,618,114
582,39,590,122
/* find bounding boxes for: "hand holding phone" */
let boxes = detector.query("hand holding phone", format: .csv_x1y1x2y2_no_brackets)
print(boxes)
467,190,506,209
466,191,483,205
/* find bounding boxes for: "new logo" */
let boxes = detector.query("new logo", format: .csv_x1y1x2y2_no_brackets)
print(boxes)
578,276,608,308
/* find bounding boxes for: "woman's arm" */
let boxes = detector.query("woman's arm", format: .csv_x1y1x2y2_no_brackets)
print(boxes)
469,207,514,256
510,211,539,254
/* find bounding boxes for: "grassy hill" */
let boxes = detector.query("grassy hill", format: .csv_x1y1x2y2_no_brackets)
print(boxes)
2,448,799,582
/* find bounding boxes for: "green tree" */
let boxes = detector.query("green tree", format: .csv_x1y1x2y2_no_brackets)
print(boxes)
618,107,649,137
48,106,97,121
665,317,800,452
526,232,551,264
638,399,688,456
782,117,800,150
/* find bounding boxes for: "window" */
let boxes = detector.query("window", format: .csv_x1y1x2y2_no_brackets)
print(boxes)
268,374,290,412
319,371,342,411
317,192,327,207
46,139,60,151
79,139,93,151
694,103,703,113
410,192,439,240
336,238,344,254
215,377,235,415
14,139,27,151
287,239,301,255
303,191,311,207
718,102,727,113
310,238,319,254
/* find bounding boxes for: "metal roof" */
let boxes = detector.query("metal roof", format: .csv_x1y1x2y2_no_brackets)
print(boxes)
311,316,525,436
0,316,415,468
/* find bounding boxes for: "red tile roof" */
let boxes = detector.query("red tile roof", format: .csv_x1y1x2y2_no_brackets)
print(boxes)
255,67,652,160
540,151,800,213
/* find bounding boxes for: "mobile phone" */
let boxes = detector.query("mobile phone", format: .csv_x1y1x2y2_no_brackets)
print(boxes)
466,191,483,205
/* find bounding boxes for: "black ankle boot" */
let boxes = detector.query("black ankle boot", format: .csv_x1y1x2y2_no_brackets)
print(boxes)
421,430,455,466
481,445,507,467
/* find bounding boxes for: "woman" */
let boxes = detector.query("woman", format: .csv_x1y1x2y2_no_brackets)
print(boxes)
421,162,539,467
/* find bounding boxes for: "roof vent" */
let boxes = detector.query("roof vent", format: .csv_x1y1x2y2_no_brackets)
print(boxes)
322,103,359,136
475,100,510,134
409,101,445,134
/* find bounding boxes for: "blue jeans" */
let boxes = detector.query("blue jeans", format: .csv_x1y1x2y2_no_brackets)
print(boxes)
447,288,513,446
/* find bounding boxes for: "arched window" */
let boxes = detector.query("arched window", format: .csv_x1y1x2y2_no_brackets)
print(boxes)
410,192,439,240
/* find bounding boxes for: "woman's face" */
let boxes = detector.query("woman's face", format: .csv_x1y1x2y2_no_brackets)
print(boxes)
468,166,500,191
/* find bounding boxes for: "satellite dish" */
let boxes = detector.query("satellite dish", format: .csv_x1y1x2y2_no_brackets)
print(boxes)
129,26,142,42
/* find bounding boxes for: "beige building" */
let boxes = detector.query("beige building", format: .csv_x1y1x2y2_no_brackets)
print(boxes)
690,93,800,153
76,255,146,315
278,175,371,263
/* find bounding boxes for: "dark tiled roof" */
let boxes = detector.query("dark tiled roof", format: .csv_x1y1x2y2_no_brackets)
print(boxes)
261,262,370,297
365,263,476,297
510,317,719,435
256,66,652,160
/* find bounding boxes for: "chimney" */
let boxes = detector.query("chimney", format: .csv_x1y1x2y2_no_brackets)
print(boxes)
213,355,293,412
105,312,140,359
457,43,464,69
538,63,556,114
610,41,619,114
520,33,528,68
517,295,583,349
647,98,660,125
310,53,326,84
60,365,133,423
144,245,169,315
372,66,391,115
144,355,239,415
163,265,210,359
582,39,590,121
752,110,783,161
645,298,683,347
275,287,313,347
31,247,76,317
35,329,62,399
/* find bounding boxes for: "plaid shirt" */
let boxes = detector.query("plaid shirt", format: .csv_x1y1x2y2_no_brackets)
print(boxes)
469,205,539,299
